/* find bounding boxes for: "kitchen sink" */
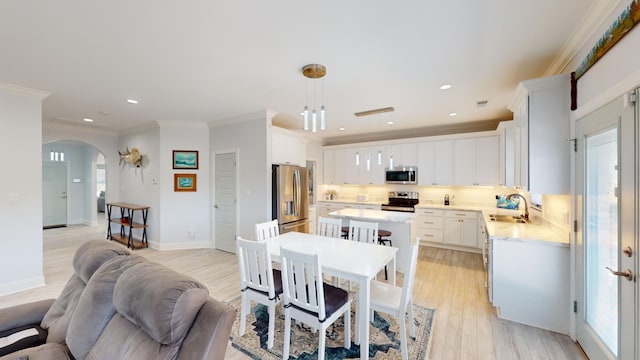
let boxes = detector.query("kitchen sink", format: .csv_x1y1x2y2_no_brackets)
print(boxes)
488,214,528,224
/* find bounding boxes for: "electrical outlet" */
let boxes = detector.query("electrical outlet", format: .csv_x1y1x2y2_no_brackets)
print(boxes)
562,211,570,225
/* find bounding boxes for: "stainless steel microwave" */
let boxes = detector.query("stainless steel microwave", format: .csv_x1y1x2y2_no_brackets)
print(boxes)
385,166,418,184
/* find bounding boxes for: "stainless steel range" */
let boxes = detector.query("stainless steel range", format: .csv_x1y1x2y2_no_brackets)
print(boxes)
381,191,419,212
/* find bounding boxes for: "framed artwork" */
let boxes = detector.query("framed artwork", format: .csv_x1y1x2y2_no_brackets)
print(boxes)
172,150,199,169
174,173,197,192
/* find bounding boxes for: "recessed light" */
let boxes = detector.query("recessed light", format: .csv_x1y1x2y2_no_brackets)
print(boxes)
83,118,94,122
339,127,345,131
126,99,139,104
387,121,394,125
440,84,452,90
448,113,457,117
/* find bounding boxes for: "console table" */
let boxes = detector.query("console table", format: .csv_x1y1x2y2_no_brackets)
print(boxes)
106,202,149,249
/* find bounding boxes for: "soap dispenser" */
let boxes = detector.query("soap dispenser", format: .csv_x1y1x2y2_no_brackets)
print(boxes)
444,194,450,206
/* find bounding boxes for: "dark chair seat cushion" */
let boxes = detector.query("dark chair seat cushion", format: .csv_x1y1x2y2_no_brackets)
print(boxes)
289,283,349,321
247,269,283,300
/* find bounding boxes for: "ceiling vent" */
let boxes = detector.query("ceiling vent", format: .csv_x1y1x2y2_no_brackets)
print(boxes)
476,100,489,107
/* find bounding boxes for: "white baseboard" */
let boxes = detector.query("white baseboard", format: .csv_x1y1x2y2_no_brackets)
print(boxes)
152,241,212,251
0,276,45,297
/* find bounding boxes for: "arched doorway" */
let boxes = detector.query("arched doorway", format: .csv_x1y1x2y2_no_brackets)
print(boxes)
42,140,107,228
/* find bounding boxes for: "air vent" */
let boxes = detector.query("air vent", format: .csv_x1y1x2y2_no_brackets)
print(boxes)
477,100,488,107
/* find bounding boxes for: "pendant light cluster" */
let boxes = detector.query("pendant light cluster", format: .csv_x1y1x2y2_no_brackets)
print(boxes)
301,64,326,133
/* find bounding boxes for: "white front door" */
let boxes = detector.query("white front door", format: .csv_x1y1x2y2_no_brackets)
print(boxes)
575,92,636,359
43,161,67,228
214,152,237,253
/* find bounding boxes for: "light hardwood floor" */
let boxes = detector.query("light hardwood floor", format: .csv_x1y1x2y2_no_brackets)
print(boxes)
0,222,585,360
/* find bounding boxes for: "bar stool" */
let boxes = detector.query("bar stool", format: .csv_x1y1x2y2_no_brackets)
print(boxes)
377,229,393,280
377,229,392,246
341,226,349,239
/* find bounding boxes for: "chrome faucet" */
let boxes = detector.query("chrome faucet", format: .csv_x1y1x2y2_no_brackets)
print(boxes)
507,193,529,220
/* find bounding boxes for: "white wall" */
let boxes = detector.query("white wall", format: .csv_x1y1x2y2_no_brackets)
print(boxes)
0,83,49,296
210,111,272,243
117,125,161,248
157,122,211,250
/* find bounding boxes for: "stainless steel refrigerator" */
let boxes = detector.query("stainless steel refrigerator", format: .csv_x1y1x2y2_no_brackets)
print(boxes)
272,164,309,234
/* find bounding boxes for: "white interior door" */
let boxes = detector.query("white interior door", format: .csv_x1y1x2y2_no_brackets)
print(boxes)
575,93,636,359
43,161,67,228
214,152,237,253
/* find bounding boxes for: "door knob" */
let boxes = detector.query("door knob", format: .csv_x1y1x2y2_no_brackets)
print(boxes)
605,267,633,281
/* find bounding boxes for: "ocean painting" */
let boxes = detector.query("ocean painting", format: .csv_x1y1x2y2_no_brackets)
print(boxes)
173,150,199,169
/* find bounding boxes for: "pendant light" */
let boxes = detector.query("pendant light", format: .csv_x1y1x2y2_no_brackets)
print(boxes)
301,64,326,133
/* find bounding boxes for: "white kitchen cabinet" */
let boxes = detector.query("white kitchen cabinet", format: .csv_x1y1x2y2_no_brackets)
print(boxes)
358,146,386,185
417,140,453,186
272,127,306,166
452,136,499,186
359,203,381,210
492,237,570,334
416,208,444,243
498,121,517,187
323,149,335,184
509,74,571,195
444,210,478,247
333,148,359,185
317,202,345,218
387,143,417,168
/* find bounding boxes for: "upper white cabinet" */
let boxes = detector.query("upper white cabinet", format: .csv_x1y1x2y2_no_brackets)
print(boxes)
333,148,359,184
498,121,517,188
387,143,418,168
358,146,386,185
417,140,453,185
323,149,335,184
509,74,570,195
452,136,500,186
272,127,307,166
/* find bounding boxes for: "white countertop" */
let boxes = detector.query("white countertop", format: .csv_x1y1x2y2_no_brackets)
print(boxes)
328,208,416,223
318,199,384,205
417,203,570,246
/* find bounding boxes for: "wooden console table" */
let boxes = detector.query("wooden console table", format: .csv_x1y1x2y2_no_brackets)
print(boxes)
106,202,149,249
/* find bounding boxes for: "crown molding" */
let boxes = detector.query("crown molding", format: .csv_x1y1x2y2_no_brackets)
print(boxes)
544,0,623,76
0,82,50,99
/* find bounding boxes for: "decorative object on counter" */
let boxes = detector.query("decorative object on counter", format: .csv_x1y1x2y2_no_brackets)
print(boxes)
301,63,327,133
174,173,197,192
496,194,519,209
325,189,337,200
443,194,450,206
118,147,144,167
172,150,199,169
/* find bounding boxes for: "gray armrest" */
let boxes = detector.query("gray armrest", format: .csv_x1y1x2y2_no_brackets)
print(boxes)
0,299,55,332
178,299,236,360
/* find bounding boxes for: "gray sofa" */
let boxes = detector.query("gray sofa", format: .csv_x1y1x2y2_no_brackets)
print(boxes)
0,240,235,360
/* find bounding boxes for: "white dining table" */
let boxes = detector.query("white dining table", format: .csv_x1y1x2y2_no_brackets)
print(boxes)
265,231,397,360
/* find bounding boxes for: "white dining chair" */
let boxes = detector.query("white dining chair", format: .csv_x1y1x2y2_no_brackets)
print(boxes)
369,239,420,360
347,220,378,244
280,247,351,360
236,237,283,349
316,216,342,238
255,219,279,241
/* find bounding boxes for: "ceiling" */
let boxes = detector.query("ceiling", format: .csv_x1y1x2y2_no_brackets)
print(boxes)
0,1,600,144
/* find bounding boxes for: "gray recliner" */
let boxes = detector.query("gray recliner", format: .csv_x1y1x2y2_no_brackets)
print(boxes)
0,240,235,360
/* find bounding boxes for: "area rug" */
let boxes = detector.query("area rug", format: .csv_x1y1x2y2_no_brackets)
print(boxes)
228,296,434,360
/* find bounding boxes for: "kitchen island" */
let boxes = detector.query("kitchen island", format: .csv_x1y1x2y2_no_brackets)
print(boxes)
328,208,417,271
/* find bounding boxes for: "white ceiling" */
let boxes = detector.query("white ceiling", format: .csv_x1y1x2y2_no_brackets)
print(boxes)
0,1,599,143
